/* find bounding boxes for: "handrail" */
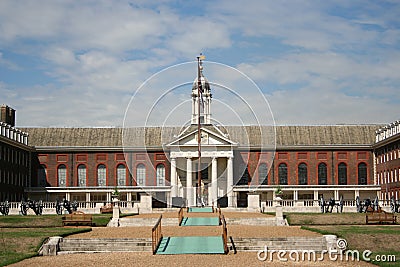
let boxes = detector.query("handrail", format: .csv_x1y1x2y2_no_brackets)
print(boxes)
178,207,184,226
151,215,163,254
221,214,228,254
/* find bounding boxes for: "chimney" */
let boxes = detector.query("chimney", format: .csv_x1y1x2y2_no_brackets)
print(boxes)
0,105,16,127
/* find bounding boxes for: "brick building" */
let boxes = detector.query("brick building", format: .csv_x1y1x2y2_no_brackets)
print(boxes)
374,121,400,202
0,105,31,201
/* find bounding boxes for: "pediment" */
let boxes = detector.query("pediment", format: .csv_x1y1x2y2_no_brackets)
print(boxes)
167,127,237,147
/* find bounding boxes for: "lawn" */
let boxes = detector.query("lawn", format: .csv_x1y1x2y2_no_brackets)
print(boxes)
0,214,112,267
287,212,399,267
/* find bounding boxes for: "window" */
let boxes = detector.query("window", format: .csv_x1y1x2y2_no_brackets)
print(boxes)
358,163,367,185
38,164,47,187
278,163,288,185
97,164,106,186
338,163,347,185
318,163,327,185
78,164,87,187
58,164,67,187
136,164,146,186
117,164,126,186
258,163,268,185
156,164,165,186
238,166,249,185
298,163,307,185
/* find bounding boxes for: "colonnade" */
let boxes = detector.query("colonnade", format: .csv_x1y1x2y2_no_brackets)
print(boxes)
170,156,234,207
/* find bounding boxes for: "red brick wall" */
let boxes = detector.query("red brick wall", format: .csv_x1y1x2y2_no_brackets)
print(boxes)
246,149,373,186
34,151,170,187
33,149,373,187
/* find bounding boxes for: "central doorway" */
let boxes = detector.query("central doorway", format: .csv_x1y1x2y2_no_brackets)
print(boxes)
196,164,209,206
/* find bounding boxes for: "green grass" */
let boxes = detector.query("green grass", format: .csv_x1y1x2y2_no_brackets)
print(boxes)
0,227,91,266
0,214,114,266
285,213,400,267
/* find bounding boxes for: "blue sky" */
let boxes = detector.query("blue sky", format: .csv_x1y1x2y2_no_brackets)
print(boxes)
0,0,399,127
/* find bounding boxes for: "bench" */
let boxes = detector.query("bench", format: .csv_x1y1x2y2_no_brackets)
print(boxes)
366,210,397,224
100,204,113,214
62,211,93,226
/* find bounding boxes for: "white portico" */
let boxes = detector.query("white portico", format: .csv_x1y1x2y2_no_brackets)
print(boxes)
167,57,237,207
167,126,237,207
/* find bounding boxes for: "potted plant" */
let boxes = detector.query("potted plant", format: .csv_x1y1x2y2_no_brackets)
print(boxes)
275,185,283,197
112,187,120,199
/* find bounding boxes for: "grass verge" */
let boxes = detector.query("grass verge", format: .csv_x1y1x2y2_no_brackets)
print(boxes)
285,213,399,267
0,227,90,266
0,214,114,266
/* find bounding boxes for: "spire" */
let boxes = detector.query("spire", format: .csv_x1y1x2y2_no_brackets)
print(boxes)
191,54,212,125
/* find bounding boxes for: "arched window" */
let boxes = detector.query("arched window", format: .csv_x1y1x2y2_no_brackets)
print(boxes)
38,164,47,187
318,163,327,185
117,164,126,186
77,164,87,187
278,163,288,185
338,163,347,185
156,164,165,186
238,166,250,185
298,163,307,185
258,163,268,185
358,163,367,185
57,164,66,187
97,164,106,186
136,164,146,186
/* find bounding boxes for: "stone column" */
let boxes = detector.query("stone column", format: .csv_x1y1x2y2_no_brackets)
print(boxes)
227,156,234,207
85,192,91,209
334,190,339,200
107,196,120,227
293,190,298,200
314,190,319,200
314,190,319,206
354,189,359,200
186,157,193,207
211,157,218,206
127,192,132,207
170,157,177,198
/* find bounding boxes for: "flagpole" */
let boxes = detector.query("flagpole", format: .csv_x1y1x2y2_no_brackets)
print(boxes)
197,55,202,206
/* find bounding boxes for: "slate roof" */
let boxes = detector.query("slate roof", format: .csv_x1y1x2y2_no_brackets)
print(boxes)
21,124,379,149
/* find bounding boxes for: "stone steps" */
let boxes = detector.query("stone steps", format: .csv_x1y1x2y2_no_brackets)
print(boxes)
58,238,152,253
118,217,179,227
229,237,327,252
225,218,277,225
118,217,278,227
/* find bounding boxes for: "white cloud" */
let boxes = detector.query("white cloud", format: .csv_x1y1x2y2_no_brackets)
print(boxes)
0,0,399,127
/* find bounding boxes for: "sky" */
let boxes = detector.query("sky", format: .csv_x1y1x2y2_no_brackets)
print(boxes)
0,0,399,127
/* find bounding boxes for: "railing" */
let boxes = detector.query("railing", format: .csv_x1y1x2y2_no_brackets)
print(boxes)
221,214,228,254
0,121,29,145
151,215,163,255
303,200,315,206
178,207,184,226
281,200,294,207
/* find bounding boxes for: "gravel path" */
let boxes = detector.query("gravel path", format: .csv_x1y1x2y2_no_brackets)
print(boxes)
9,251,376,267
66,225,320,239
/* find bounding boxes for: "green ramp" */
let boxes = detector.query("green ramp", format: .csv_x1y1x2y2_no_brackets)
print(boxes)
156,236,225,254
181,217,220,226
187,207,213,213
